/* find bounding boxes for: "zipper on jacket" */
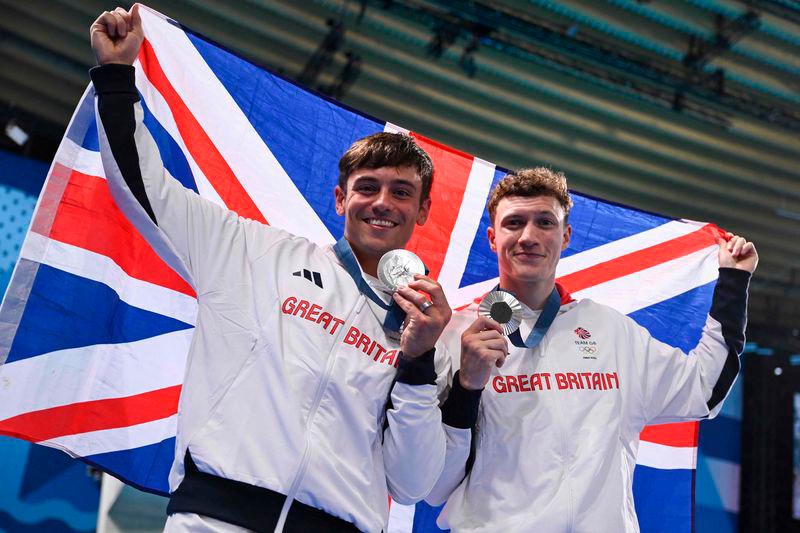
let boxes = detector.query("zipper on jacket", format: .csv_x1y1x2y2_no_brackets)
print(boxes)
549,394,575,532
273,296,365,532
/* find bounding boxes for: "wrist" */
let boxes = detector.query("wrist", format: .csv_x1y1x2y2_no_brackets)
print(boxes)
458,370,485,391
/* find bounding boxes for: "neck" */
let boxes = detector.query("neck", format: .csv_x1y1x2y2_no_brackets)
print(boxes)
348,241,379,278
500,275,555,311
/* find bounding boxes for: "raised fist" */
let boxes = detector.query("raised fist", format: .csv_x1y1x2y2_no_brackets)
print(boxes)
90,5,144,66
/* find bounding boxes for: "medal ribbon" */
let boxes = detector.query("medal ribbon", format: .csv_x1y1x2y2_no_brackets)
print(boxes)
504,286,561,349
333,237,405,332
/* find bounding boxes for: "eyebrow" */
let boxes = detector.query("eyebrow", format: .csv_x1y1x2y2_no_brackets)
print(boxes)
502,209,558,220
352,176,419,189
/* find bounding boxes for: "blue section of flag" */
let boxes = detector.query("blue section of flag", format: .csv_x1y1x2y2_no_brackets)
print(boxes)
459,178,673,288
628,279,715,353
412,501,447,532
139,96,198,193
633,465,693,533
6,264,193,363
184,32,384,239
65,92,99,153
84,437,175,496
459,167,506,288
566,193,672,259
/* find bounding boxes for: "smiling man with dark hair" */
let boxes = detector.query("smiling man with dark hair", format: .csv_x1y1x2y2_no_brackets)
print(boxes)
89,6,452,532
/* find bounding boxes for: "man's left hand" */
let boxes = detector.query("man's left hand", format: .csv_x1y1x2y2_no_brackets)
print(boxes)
393,275,452,358
717,233,758,274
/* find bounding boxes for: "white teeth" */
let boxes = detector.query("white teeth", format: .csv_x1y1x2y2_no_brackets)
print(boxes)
366,218,395,227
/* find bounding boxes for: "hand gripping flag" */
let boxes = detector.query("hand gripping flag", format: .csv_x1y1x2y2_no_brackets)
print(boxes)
0,4,725,532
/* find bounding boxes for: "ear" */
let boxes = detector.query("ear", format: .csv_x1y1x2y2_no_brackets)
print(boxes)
416,197,432,226
488,225,497,253
334,185,346,216
562,223,572,251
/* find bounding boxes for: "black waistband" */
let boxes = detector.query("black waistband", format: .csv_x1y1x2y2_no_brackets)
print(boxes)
167,451,361,532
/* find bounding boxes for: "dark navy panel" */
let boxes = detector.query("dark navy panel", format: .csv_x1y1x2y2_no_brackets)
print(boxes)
459,182,673,288
633,465,693,533
698,414,741,463
84,437,175,495
0,511,94,533
695,505,737,533
6,265,193,363
412,501,448,532
0,150,49,196
138,94,198,193
185,33,384,239
628,279,715,353
0,436,98,533
20,445,99,511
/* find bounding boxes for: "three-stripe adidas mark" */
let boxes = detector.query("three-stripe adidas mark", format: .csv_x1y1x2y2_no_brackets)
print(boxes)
293,269,323,288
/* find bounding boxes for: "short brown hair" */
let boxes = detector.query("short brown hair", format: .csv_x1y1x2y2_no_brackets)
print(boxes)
487,167,573,224
338,132,434,202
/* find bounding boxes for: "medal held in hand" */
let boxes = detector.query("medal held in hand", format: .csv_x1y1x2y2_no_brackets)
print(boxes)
378,249,425,291
479,290,523,336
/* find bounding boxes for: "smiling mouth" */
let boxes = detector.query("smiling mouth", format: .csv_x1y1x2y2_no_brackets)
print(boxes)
364,218,398,228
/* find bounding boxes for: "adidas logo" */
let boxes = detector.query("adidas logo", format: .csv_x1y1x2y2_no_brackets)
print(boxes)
293,268,323,289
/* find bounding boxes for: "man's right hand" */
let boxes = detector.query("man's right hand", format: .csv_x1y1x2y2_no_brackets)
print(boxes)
459,316,508,391
90,5,143,66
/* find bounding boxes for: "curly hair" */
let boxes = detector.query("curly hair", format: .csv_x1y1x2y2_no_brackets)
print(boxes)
487,167,573,224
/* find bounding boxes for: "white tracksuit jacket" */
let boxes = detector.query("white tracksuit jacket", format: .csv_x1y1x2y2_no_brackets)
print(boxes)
428,273,749,532
90,64,446,532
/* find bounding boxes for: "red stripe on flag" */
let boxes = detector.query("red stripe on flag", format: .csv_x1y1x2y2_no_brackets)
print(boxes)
557,225,719,293
640,421,699,448
48,166,195,297
405,134,473,279
138,39,267,223
0,385,181,443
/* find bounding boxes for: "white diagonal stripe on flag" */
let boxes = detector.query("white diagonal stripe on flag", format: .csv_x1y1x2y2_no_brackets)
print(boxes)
636,441,697,470
0,331,190,421
20,232,197,325
438,158,496,297
133,58,226,208
43,415,178,457
140,8,333,245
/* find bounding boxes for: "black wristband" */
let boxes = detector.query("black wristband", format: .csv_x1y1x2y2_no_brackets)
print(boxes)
89,64,138,96
441,371,482,429
396,348,437,386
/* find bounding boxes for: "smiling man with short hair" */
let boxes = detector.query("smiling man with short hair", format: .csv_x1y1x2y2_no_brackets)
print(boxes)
428,167,757,532
89,6,451,532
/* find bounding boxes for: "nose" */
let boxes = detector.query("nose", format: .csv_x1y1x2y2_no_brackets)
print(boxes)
372,187,393,213
518,222,539,247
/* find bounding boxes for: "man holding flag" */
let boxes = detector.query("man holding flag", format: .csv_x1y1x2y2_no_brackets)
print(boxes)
90,5,451,532
427,167,757,531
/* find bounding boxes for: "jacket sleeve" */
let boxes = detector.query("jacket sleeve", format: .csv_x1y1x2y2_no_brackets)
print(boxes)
424,367,481,506
91,64,284,293
422,320,482,506
382,346,448,504
629,267,751,426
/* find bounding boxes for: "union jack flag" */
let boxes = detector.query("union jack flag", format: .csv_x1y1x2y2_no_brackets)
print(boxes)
0,5,723,532
574,327,592,340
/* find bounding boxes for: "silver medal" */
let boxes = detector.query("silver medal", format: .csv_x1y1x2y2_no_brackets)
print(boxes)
378,249,425,291
479,290,523,335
